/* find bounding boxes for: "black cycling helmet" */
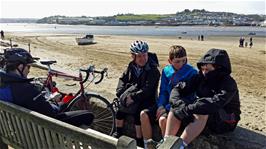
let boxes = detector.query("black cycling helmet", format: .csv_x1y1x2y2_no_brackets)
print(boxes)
4,48,35,65
130,40,149,54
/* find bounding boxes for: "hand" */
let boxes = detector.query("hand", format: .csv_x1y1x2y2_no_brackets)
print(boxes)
156,106,166,120
170,99,186,109
175,82,186,89
50,92,62,102
126,96,134,107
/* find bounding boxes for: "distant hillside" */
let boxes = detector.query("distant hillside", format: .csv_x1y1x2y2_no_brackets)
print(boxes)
115,14,173,21
36,9,266,26
0,18,38,23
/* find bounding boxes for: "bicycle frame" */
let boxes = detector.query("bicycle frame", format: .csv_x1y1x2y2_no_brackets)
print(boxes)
44,68,85,101
38,61,115,135
40,62,107,105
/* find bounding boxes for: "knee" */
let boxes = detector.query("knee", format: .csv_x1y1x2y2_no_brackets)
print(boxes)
159,116,167,126
140,110,149,122
194,114,209,121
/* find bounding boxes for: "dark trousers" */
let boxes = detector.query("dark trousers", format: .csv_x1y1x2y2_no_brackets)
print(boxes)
56,110,94,127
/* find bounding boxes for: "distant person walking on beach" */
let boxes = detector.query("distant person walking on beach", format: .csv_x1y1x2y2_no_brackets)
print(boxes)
201,35,204,41
198,35,200,41
239,37,245,47
249,37,253,48
0,30,4,40
162,49,241,149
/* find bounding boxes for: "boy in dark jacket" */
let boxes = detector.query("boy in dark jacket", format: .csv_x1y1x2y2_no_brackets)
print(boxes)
114,40,160,147
0,48,94,127
164,48,241,149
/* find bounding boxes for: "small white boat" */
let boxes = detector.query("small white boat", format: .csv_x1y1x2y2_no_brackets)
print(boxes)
76,35,96,45
248,32,256,35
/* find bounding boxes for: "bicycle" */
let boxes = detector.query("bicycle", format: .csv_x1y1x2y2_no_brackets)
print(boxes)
34,60,116,135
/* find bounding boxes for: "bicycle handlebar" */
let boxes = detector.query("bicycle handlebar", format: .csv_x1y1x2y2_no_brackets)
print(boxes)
80,66,108,84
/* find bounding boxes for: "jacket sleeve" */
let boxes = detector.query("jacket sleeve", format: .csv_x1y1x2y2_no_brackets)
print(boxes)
130,68,160,102
116,68,129,98
185,77,238,115
169,75,199,108
12,83,58,118
157,69,169,108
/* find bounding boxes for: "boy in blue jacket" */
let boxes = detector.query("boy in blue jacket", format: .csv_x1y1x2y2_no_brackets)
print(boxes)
140,45,197,149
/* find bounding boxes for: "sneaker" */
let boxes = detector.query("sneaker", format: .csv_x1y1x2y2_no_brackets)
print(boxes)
112,132,121,138
156,139,164,148
146,139,157,149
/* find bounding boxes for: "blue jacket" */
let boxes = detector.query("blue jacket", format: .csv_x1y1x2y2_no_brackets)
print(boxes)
0,70,59,117
157,64,197,111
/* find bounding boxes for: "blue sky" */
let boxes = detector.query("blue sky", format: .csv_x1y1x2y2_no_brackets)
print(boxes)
0,0,265,18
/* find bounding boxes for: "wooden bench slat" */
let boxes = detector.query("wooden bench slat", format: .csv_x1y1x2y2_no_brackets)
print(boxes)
8,113,20,145
15,116,27,147
44,128,54,149
26,121,39,148
32,123,43,149
37,125,49,148
21,118,33,148
0,112,8,138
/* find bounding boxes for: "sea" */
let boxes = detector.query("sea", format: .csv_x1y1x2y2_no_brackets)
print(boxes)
0,23,265,37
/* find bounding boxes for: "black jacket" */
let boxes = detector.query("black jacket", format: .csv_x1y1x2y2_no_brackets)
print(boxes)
116,52,160,106
0,71,58,117
170,49,241,120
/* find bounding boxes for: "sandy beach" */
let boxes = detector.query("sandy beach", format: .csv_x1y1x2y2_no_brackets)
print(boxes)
1,32,266,133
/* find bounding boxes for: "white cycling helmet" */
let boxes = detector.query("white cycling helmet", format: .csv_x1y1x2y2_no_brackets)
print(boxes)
130,40,149,54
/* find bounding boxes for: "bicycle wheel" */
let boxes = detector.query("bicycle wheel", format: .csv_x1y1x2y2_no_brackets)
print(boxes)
67,93,115,135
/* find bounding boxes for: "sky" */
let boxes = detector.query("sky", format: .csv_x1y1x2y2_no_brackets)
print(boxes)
0,0,265,18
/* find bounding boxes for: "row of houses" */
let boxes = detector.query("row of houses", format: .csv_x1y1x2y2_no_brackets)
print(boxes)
38,12,265,26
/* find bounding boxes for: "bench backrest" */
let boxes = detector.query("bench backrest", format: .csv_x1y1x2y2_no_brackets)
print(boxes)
0,100,137,149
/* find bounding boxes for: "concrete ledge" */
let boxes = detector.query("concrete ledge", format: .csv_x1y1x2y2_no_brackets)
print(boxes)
117,136,137,149
189,127,266,149
123,115,266,149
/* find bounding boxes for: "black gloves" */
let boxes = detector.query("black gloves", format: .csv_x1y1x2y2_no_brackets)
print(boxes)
169,82,186,108
173,106,190,121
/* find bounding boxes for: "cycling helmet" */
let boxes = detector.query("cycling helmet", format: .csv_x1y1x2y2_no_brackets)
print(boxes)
4,48,35,65
130,40,149,54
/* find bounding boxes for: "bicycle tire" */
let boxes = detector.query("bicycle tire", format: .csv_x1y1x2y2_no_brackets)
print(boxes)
66,93,115,135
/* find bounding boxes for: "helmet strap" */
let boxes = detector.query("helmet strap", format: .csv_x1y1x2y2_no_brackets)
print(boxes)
16,64,26,77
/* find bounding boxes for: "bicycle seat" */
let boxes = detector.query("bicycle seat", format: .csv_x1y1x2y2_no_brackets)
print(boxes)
40,60,57,65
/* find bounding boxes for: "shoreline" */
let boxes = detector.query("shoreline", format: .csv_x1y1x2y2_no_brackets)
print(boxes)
1,23,265,37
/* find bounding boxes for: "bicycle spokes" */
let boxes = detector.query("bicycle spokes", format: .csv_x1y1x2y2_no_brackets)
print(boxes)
68,94,115,135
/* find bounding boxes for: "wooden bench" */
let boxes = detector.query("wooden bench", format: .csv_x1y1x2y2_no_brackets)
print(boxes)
0,100,140,149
